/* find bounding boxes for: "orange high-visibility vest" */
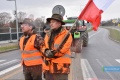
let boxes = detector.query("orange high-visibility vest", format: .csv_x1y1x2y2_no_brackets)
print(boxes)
19,34,43,66
43,28,73,73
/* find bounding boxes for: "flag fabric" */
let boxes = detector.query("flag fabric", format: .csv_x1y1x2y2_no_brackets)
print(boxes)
78,0,115,31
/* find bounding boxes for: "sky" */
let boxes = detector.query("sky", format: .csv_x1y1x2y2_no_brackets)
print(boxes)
0,0,119,21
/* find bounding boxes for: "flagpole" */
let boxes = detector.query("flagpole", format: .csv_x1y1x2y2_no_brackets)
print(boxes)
56,18,79,51
69,18,79,32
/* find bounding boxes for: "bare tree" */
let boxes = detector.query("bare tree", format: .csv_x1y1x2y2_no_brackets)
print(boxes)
34,17,45,27
34,18,42,27
17,11,27,22
28,14,34,20
34,17,45,32
101,19,114,26
0,12,11,27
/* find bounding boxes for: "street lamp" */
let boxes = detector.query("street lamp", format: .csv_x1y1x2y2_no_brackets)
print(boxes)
7,0,19,41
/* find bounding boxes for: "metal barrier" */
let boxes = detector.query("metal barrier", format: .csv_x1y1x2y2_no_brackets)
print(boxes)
0,27,43,42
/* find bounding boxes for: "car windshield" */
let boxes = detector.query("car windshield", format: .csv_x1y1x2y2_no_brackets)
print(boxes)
78,20,84,26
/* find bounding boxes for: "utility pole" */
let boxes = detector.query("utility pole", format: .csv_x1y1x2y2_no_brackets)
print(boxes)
7,0,19,41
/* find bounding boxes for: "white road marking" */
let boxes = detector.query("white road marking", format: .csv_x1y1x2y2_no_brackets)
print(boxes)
81,59,90,78
0,60,6,63
115,59,120,63
89,30,101,38
0,59,20,67
96,59,116,80
81,59,98,80
0,64,21,76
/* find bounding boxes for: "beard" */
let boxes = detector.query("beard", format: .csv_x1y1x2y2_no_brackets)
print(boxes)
23,32,28,36
23,30,34,37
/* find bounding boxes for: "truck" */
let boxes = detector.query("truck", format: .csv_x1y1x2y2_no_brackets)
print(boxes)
63,17,88,53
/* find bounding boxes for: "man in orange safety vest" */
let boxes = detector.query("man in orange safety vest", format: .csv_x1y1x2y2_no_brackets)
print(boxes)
43,14,73,80
19,18,44,80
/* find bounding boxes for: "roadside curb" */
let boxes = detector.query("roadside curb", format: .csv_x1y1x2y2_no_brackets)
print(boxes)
0,48,19,54
108,35,120,44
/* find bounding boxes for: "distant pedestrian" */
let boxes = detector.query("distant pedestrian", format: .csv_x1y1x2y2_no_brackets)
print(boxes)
41,21,50,38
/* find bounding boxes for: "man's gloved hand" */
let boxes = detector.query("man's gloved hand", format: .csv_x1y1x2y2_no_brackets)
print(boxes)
44,49,56,58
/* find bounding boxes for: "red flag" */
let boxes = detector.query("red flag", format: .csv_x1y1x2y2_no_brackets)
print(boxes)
78,0,115,31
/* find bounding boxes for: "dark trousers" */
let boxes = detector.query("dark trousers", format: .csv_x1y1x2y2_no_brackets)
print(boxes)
23,64,42,80
44,71,68,80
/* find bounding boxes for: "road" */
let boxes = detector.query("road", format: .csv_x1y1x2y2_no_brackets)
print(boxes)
81,28,120,80
0,28,120,80
0,50,22,80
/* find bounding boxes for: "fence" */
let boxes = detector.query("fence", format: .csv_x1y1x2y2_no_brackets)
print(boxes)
0,27,43,42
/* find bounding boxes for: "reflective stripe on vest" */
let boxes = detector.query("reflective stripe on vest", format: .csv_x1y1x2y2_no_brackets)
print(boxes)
24,56,42,61
21,50,39,54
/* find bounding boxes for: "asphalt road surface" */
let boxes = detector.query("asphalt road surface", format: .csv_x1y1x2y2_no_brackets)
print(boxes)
0,28,120,80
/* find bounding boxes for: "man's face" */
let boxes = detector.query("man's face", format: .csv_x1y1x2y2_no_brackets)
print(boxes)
21,24,32,33
50,19,61,30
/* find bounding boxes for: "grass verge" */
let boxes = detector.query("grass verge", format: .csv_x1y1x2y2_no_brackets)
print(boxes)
0,45,18,53
106,28,120,43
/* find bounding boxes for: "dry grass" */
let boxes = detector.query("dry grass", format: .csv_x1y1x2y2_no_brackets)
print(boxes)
106,28,120,42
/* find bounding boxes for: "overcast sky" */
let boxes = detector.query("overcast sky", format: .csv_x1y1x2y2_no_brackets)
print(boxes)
0,0,119,21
